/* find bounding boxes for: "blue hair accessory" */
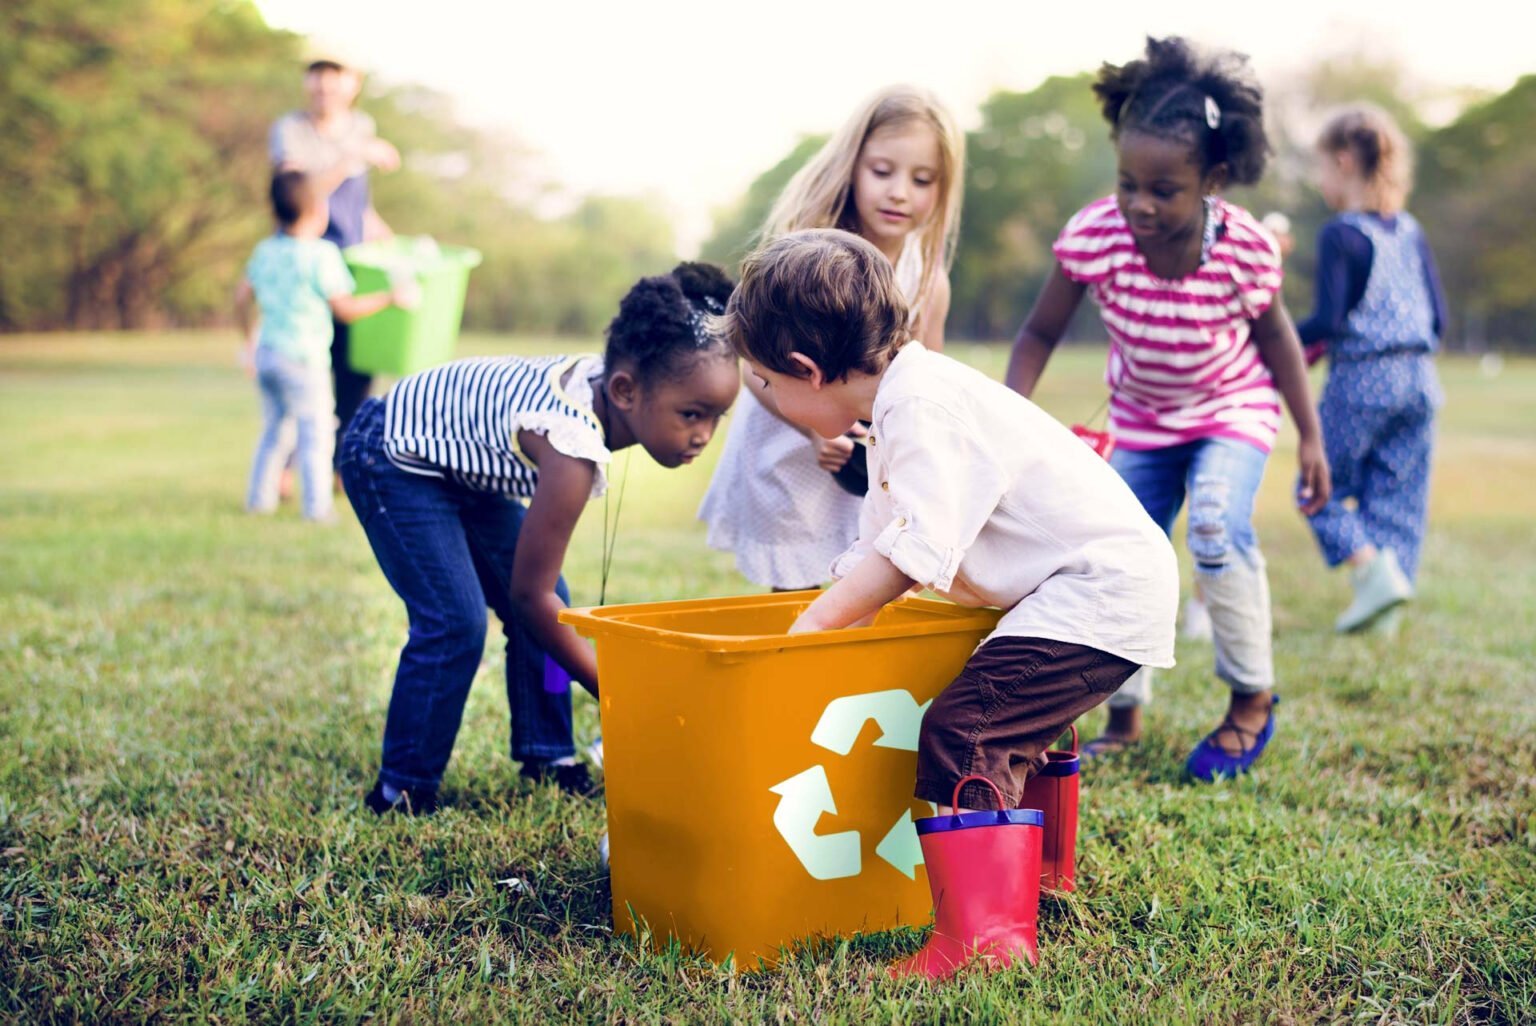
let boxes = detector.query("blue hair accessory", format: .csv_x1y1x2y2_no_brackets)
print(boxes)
1204,95,1222,130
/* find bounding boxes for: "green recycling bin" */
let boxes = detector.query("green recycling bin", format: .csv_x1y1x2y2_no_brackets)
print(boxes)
344,237,482,377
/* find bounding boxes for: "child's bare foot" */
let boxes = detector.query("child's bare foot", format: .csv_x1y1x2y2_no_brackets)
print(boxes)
1082,705,1142,760
1185,689,1279,783
1209,690,1274,756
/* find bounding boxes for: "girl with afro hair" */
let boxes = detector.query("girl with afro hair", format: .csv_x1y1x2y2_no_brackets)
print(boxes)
1006,36,1330,782
339,263,740,814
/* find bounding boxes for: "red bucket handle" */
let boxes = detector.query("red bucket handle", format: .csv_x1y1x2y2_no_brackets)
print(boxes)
1059,724,1079,754
951,774,1007,811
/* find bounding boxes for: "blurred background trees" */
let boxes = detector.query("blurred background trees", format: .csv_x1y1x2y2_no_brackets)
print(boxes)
3,0,1532,347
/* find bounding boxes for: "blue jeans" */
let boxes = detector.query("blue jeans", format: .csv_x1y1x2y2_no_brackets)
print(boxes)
1108,437,1275,706
338,399,575,792
247,347,333,520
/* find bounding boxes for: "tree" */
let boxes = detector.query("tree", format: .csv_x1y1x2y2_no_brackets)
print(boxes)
698,136,826,272
1416,76,1536,348
0,0,299,330
952,75,1116,340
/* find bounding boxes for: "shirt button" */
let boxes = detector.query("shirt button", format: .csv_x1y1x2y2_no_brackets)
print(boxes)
868,435,876,446
897,516,907,527
881,481,889,491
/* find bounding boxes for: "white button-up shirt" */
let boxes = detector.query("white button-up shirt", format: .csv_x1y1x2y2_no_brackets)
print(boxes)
832,342,1178,668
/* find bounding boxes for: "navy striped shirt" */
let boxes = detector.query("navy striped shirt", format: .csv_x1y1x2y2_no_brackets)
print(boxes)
382,355,610,498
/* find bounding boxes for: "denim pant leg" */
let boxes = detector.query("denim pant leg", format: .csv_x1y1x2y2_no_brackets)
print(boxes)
247,356,291,513
291,361,336,520
339,407,489,792
1106,443,1198,709
331,319,373,471
250,349,334,518
457,492,577,763
1183,438,1274,693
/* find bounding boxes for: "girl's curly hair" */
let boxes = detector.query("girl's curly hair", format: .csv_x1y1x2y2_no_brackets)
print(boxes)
1094,36,1270,185
604,262,735,386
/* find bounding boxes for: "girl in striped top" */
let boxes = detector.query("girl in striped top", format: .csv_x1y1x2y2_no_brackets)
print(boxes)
338,264,741,814
1006,37,1331,782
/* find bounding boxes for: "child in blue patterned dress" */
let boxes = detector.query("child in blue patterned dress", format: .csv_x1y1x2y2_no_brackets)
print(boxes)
1297,105,1447,633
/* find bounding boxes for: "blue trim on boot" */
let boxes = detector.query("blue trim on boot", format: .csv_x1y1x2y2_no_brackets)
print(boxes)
1184,696,1280,783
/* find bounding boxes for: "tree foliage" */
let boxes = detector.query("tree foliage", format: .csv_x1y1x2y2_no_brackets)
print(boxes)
5,5,1535,350
0,0,676,337
1416,76,1536,347
0,0,298,330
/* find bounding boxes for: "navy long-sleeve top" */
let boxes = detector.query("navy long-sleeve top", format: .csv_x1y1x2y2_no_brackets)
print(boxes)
1296,214,1447,348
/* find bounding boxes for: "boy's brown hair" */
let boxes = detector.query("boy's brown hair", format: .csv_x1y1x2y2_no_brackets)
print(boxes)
269,170,316,227
721,229,909,381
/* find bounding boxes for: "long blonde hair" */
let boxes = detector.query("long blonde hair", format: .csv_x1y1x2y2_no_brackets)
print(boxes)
1317,103,1414,214
763,85,965,327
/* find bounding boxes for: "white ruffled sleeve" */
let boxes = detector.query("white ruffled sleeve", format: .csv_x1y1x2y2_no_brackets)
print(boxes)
516,356,612,499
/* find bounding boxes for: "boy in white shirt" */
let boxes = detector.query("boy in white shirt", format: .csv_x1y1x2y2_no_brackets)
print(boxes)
723,229,1179,815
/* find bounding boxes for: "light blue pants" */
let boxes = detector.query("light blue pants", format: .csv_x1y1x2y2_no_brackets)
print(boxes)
247,347,334,520
1108,437,1275,708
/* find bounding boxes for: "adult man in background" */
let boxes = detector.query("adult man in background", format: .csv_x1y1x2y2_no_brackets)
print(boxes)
270,59,399,466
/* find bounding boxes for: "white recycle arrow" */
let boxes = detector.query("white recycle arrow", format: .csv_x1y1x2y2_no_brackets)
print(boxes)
810,690,932,755
768,765,861,880
875,809,923,879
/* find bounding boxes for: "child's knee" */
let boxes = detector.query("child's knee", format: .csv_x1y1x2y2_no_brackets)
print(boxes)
414,603,488,656
1187,474,1252,572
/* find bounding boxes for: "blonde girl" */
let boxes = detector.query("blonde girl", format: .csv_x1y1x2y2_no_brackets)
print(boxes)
700,85,965,590
1297,104,1446,633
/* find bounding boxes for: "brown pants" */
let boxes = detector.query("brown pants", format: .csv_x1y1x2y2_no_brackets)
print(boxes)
915,636,1138,810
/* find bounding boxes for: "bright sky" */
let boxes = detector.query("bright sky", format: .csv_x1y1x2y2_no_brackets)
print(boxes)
255,0,1534,253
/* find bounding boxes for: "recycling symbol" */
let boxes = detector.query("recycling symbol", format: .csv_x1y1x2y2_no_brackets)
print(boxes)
768,690,936,881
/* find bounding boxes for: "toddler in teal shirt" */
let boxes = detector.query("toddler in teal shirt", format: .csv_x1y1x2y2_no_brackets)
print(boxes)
236,171,411,520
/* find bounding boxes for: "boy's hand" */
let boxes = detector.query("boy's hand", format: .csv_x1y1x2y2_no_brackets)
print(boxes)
388,270,421,311
813,423,866,472
390,281,421,311
1295,434,1332,516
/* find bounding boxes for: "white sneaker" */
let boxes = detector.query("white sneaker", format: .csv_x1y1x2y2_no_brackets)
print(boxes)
1181,595,1213,642
1336,549,1414,633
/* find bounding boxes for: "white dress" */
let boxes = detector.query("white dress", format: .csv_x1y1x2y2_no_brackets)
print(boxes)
699,236,925,588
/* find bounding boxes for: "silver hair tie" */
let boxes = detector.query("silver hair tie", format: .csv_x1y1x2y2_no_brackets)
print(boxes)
1205,95,1222,130
687,295,726,345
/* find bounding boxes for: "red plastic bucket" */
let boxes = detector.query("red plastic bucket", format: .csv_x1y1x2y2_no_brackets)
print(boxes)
1020,725,1080,892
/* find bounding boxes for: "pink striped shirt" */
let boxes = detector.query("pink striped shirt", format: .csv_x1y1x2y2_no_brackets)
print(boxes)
1054,196,1283,453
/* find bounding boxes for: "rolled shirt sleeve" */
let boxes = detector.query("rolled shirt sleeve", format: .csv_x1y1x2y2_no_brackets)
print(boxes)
859,397,1011,594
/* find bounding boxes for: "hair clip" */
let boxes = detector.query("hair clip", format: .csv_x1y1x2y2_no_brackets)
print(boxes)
1205,95,1222,130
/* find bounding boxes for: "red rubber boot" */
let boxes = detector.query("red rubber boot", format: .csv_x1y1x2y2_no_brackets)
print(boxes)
1020,726,1081,892
891,775,1044,980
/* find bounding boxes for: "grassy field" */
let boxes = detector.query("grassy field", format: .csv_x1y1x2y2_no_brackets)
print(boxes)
2,332,1533,1024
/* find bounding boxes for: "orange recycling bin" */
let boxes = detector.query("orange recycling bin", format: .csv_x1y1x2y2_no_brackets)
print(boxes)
559,591,1002,968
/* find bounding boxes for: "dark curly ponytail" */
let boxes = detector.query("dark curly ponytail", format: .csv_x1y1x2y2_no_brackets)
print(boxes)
1093,36,1270,185
604,262,736,387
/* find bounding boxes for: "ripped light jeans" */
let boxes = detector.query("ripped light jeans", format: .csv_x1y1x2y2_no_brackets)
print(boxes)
1108,437,1274,708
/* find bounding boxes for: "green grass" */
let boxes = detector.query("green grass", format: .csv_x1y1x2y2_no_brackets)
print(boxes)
2,332,1533,1024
